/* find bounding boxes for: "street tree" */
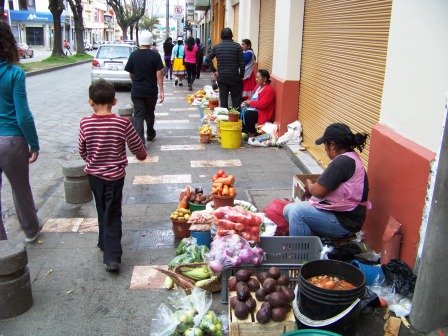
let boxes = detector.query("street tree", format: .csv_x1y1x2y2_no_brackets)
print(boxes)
48,0,65,56
106,0,146,40
66,0,86,54
139,15,159,32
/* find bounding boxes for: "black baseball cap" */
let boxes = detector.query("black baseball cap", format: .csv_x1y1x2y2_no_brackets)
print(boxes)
315,123,352,145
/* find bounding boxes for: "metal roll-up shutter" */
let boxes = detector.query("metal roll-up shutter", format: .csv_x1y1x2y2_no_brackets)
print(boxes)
258,0,276,73
298,0,392,166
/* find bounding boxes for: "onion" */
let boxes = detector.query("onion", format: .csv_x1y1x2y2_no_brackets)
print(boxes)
238,248,254,263
253,247,265,257
253,256,263,266
208,260,223,273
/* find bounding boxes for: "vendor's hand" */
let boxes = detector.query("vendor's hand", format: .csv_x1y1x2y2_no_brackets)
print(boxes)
213,71,218,80
305,179,313,193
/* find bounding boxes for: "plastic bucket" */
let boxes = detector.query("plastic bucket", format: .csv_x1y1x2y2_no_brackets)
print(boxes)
220,121,242,149
297,260,366,336
190,230,211,248
228,113,240,122
350,260,384,286
213,195,235,208
172,220,191,239
217,119,221,143
188,201,206,213
199,133,211,144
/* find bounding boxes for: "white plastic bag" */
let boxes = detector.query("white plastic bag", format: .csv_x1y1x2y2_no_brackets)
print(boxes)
276,120,303,146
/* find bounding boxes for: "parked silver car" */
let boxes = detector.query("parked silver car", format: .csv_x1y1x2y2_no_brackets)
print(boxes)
91,44,138,85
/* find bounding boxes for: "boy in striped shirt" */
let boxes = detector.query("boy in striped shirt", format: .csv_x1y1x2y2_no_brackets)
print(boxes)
78,79,147,272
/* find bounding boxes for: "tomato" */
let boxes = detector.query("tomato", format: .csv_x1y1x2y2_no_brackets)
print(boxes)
234,223,245,231
212,174,219,181
241,232,252,241
217,169,225,177
249,225,260,236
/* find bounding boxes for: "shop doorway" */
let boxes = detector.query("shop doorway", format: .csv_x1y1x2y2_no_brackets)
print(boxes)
26,27,43,45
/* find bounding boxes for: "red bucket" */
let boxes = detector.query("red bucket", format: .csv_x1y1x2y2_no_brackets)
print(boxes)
213,195,235,209
172,220,191,239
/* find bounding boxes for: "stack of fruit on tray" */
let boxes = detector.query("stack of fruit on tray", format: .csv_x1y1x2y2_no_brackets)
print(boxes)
211,169,236,198
170,207,191,222
214,206,262,242
228,267,295,324
198,125,212,143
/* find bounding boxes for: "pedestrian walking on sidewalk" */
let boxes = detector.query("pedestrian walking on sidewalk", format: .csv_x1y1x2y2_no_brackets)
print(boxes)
195,38,204,79
63,40,72,55
125,32,165,143
0,21,41,242
206,27,245,109
171,37,187,86
163,37,174,80
184,37,198,91
78,79,147,273
241,39,257,100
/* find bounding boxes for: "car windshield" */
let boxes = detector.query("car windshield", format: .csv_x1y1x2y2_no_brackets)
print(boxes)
97,46,132,59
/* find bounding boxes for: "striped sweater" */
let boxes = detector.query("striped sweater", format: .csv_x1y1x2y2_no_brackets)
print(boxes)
207,40,245,84
78,114,147,181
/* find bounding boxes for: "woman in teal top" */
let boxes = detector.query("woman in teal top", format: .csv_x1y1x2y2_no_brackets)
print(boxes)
0,20,41,242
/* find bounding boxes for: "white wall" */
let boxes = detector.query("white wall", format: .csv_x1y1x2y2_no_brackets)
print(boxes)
237,0,260,57
380,0,448,152
271,0,304,81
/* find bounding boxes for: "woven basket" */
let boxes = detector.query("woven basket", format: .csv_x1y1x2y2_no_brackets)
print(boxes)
174,262,221,293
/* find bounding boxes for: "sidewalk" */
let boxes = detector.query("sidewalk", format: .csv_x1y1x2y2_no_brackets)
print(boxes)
0,63,424,336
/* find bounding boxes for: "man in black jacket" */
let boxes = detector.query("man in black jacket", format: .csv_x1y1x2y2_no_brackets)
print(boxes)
206,28,245,109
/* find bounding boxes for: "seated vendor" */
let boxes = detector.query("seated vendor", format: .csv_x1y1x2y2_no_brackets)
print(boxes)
283,123,371,238
241,69,275,137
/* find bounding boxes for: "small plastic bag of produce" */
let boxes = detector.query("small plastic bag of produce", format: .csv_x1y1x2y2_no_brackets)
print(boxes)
151,288,223,336
206,234,264,273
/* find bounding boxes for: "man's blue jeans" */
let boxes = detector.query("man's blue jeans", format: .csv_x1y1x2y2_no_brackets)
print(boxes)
283,201,352,238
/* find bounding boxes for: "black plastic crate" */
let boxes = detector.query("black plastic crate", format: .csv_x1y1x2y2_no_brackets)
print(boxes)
221,236,323,303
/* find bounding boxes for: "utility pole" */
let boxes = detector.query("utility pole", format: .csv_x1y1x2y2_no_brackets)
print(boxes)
165,0,169,38
410,95,448,332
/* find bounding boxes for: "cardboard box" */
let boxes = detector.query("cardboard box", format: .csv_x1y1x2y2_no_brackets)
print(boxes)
292,174,321,202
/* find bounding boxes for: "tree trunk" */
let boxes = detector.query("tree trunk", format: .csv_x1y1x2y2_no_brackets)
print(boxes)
67,0,86,54
120,25,128,41
129,24,134,40
49,0,65,56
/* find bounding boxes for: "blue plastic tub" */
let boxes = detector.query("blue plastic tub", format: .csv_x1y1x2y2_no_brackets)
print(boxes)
190,230,211,248
351,260,384,286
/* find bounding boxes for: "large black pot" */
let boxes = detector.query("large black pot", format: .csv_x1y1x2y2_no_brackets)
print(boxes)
296,260,366,336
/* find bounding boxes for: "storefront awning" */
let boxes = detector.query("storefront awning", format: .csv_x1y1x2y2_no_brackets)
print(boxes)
10,10,65,23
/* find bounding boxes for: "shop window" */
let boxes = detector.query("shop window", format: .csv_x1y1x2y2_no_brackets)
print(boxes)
8,0,14,10
18,0,27,10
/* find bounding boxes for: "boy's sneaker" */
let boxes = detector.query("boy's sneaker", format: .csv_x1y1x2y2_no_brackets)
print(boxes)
105,262,120,272
179,83,184,87
174,79,178,86
25,222,43,243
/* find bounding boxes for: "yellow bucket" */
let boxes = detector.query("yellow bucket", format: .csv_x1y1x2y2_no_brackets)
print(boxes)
217,119,221,143
220,120,242,149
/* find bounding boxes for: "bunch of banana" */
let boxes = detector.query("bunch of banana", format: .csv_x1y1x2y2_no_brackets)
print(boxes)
177,264,213,281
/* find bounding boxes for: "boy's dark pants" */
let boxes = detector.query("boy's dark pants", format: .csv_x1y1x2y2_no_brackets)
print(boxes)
88,175,124,264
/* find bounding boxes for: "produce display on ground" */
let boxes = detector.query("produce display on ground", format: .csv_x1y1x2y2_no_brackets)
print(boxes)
214,206,262,242
211,169,236,197
151,288,224,336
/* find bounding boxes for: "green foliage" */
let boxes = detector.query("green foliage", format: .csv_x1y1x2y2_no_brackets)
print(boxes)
17,54,93,73
139,15,159,31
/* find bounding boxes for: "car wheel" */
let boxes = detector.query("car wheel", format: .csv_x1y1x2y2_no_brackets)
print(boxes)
30,52,34,58
22,54,26,59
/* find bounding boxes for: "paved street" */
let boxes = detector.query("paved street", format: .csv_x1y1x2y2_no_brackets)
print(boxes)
0,64,422,335
0,64,300,335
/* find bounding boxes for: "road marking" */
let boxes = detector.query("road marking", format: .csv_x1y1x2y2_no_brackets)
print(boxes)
154,113,169,116
130,265,169,289
164,96,185,100
161,144,204,151
42,218,98,233
169,107,196,111
156,119,189,124
127,156,159,163
190,159,243,167
189,114,200,118
133,174,191,184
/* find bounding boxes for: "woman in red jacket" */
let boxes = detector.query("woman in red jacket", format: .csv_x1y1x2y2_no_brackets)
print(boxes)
241,69,275,137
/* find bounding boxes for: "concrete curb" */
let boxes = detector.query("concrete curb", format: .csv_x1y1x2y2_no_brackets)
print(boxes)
26,59,92,77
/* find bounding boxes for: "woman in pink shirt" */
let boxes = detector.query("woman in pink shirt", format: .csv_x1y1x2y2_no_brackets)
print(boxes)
184,37,198,91
283,123,371,238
